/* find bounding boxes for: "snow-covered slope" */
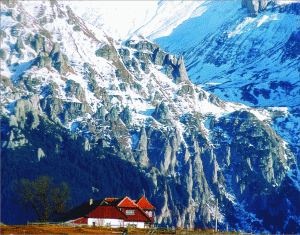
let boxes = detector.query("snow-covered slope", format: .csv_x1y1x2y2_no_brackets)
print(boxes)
67,0,299,107
66,1,205,41
154,1,300,108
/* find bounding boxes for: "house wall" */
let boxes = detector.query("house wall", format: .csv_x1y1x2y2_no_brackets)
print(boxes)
87,218,124,227
124,221,145,229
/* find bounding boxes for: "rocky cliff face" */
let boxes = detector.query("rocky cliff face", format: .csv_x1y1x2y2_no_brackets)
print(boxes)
1,1,299,233
241,0,272,15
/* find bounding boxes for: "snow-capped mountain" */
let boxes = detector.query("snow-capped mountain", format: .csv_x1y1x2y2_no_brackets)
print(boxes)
65,1,205,41
67,0,300,164
1,0,299,233
153,1,299,107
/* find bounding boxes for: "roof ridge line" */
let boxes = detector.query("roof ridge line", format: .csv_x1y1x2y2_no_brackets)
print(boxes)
117,196,138,207
114,205,128,219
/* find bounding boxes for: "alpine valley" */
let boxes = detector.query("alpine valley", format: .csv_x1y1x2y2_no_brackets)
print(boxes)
1,0,299,233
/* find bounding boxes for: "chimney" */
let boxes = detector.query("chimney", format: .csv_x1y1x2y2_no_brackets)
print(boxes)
89,198,93,205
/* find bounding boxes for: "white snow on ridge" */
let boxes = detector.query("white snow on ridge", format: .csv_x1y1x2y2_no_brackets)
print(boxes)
65,1,159,40
65,1,206,41
257,15,270,27
1,14,18,29
276,0,299,4
248,108,271,121
228,17,256,38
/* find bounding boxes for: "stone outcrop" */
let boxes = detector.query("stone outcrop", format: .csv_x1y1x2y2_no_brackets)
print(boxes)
30,34,44,52
2,128,28,150
241,0,272,15
17,12,27,24
0,49,7,60
49,42,60,58
107,106,119,122
52,53,70,74
140,62,149,74
44,82,59,97
152,102,171,125
37,148,46,161
65,80,86,103
118,48,130,58
208,93,225,108
15,36,25,54
119,106,132,125
134,51,152,63
11,23,23,37
135,127,149,167
93,106,106,120
96,44,118,61
121,37,190,86
48,42,71,74
13,95,43,129
31,39,71,72
0,30,7,39
65,102,92,120
34,51,52,68
153,48,167,66
40,97,64,122
125,37,159,52
174,55,189,83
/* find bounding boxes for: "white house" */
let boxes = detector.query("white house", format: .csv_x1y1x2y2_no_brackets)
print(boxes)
64,196,156,228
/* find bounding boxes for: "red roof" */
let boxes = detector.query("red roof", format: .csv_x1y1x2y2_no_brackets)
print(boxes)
65,196,155,225
105,198,120,202
71,217,88,224
88,206,127,219
117,196,138,208
136,196,156,210
122,207,152,223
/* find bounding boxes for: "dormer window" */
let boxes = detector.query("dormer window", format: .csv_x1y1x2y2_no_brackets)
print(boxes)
125,210,135,215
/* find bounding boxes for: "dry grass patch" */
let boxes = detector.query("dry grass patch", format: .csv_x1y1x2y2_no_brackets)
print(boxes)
1,225,247,234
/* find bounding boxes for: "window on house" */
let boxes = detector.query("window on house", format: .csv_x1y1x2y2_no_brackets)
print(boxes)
125,210,135,215
147,211,153,217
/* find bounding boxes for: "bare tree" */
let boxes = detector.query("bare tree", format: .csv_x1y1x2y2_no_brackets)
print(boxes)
14,175,71,222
